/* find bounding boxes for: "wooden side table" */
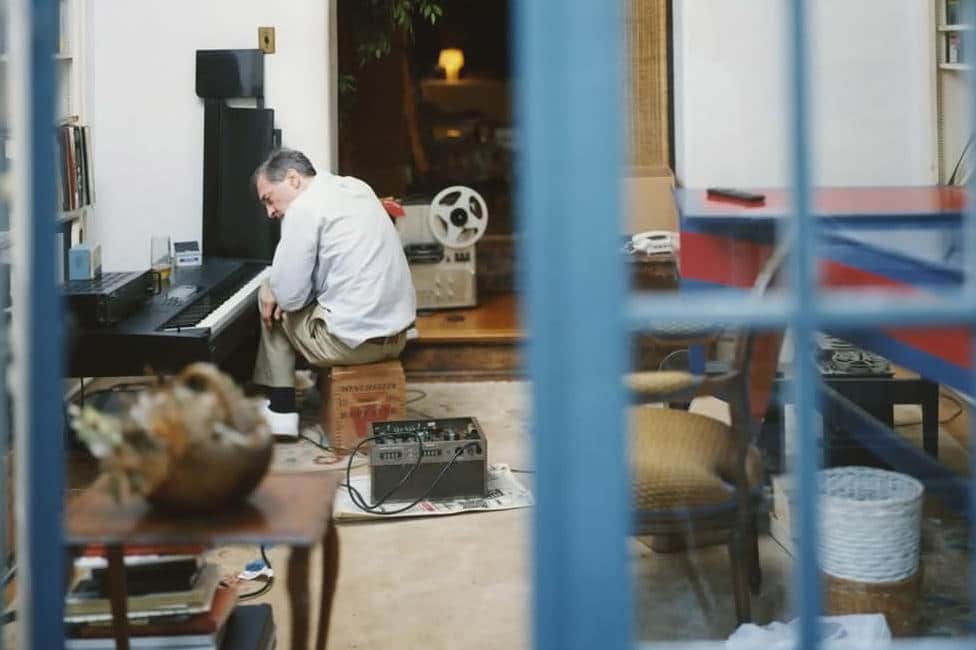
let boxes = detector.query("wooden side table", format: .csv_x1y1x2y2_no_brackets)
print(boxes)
65,472,340,650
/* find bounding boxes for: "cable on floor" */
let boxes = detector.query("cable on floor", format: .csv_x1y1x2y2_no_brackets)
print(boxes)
238,544,275,601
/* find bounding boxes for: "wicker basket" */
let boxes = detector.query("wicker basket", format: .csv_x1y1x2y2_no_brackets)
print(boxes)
819,466,924,583
824,568,922,637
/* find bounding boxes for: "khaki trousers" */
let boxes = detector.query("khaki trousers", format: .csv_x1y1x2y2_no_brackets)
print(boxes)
252,302,407,388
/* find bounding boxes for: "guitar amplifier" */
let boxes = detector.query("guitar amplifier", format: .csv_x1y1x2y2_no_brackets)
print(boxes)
368,417,487,501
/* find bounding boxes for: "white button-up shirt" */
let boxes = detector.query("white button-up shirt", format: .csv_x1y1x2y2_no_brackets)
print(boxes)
269,174,417,348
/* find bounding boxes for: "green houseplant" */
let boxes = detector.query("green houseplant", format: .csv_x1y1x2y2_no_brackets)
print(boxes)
339,0,444,182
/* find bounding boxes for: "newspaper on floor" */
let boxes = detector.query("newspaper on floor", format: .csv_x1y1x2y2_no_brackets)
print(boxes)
334,463,534,521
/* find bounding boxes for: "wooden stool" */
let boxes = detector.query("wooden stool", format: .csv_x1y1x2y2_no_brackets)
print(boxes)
320,360,406,454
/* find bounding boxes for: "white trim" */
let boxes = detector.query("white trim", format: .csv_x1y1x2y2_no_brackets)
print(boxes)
931,0,944,181
8,0,34,645
328,0,338,172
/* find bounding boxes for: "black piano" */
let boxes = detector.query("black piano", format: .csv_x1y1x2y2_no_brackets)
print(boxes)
68,258,269,378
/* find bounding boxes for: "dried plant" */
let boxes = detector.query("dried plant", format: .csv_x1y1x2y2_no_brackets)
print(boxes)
70,363,272,505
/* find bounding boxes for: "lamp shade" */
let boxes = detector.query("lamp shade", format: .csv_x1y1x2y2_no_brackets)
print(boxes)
438,48,465,82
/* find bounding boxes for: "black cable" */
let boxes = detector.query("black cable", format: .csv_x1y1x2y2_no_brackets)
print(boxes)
0,560,15,625
299,431,331,452
895,391,967,427
948,133,975,186
341,434,479,515
1,563,14,588
237,578,274,601
343,433,427,512
405,389,434,419
71,382,154,405
347,444,476,515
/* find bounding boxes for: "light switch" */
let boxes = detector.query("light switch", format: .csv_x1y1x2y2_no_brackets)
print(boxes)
258,27,276,54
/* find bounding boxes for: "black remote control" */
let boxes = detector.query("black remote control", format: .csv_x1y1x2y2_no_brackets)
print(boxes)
706,187,766,204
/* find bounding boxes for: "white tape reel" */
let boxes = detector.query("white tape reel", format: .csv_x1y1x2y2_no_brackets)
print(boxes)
428,186,489,249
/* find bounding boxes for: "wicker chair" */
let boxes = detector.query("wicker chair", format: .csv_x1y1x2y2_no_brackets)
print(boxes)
627,244,789,624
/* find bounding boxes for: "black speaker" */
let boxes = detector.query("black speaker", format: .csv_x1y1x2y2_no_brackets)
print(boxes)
197,47,280,263
195,49,264,100
201,102,279,262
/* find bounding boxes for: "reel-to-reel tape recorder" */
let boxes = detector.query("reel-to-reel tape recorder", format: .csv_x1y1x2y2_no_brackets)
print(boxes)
397,186,489,310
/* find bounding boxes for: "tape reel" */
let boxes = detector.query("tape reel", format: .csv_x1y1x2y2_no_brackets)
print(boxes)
428,186,488,249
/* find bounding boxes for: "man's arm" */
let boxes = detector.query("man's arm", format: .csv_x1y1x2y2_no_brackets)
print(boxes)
269,202,321,311
258,279,283,328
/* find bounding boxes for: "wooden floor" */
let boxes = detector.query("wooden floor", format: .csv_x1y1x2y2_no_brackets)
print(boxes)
413,292,522,343
400,288,681,380
402,292,523,381
399,258,679,380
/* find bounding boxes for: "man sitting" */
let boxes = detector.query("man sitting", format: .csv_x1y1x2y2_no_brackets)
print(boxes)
251,148,416,438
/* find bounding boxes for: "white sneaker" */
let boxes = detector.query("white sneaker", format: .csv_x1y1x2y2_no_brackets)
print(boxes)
259,400,300,440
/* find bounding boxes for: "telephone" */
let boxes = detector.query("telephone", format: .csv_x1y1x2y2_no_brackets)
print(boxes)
627,231,677,256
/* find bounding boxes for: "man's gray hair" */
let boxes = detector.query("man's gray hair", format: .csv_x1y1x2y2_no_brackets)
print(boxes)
252,148,317,188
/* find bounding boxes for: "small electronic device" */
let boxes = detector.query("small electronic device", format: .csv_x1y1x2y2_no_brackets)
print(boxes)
172,240,203,267
706,187,766,205
68,243,102,281
63,270,153,326
367,417,487,501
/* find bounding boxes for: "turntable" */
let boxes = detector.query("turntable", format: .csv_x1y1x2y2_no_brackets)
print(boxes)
816,334,893,378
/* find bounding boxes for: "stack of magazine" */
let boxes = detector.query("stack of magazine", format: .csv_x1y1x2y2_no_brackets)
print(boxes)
64,546,276,649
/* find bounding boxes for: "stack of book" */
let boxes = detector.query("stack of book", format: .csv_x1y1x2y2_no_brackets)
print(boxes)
64,546,275,650
57,123,95,213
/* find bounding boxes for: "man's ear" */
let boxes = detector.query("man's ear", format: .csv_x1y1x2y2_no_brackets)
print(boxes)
287,168,301,188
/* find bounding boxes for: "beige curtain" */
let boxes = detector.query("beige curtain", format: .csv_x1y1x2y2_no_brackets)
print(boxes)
626,0,670,169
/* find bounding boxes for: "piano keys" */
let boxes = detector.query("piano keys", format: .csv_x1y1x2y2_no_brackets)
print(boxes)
68,257,269,377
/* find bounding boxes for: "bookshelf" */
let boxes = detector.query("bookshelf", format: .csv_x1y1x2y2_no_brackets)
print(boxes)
1,0,88,124
935,0,973,182
2,0,90,242
935,0,970,69
55,0,91,246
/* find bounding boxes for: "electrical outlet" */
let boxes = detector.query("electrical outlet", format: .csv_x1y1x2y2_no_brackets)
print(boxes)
258,26,276,54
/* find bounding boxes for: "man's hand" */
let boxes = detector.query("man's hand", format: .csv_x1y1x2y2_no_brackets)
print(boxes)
258,279,283,328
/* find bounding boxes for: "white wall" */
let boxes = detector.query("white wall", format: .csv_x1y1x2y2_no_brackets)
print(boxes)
673,0,937,188
940,67,971,183
88,0,331,270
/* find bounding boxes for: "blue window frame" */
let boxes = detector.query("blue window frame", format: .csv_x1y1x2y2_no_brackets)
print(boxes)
514,1,976,649
18,0,66,647
13,0,976,648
